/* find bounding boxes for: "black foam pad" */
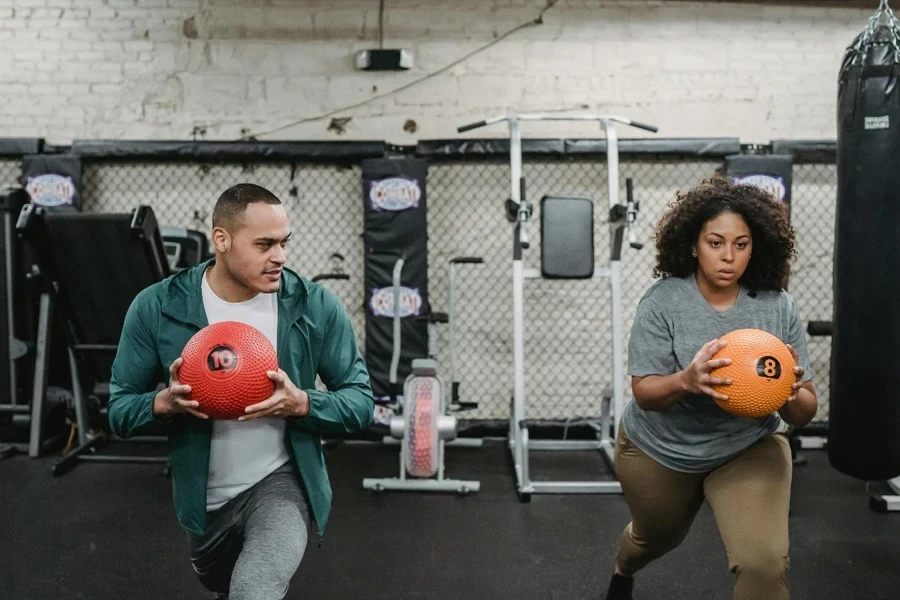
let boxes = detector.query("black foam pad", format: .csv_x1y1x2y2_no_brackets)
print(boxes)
540,196,593,279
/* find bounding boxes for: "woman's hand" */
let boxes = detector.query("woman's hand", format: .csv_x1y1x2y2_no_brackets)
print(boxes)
784,344,805,404
679,338,733,401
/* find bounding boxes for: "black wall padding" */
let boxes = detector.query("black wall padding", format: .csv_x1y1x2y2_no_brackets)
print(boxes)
21,154,82,211
69,140,387,163
362,158,429,399
724,154,793,208
770,140,836,164
0,138,41,157
829,20,900,481
416,138,742,162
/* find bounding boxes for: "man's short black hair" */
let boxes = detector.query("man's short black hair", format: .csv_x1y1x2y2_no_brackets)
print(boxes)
212,183,281,231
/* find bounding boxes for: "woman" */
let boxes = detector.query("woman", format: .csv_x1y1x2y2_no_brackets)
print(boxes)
604,177,818,600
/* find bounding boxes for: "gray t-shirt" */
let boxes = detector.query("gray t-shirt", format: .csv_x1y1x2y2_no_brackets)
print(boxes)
623,275,813,473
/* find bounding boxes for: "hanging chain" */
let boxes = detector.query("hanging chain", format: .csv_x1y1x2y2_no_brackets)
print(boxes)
848,0,900,63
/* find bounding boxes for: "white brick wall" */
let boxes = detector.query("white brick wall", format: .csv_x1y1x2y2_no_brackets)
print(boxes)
0,0,874,143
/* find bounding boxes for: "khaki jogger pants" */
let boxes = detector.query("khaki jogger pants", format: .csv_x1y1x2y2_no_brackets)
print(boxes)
614,426,793,600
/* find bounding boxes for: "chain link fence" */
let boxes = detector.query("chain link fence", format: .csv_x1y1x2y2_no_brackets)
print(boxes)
786,163,836,424
81,161,367,341
1,145,837,429
0,159,21,188
429,158,834,426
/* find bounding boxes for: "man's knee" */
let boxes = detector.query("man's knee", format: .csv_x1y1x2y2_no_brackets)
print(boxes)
229,579,290,600
192,568,231,596
229,550,302,600
190,535,242,595
229,529,307,600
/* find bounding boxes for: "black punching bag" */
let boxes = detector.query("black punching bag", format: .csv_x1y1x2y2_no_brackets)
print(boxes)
830,4,900,480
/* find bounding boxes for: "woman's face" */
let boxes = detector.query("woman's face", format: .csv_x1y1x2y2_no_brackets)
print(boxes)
693,210,752,291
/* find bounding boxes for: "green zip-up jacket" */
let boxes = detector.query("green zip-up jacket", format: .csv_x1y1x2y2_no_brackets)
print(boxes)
107,260,374,541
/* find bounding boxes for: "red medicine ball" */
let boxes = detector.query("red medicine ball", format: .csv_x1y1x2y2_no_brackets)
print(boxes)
178,321,279,420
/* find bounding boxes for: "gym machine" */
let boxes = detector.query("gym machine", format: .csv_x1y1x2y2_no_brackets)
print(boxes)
1,188,73,460
159,225,211,271
16,204,172,475
456,113,657,501
362,256,483,494
871,478,900,512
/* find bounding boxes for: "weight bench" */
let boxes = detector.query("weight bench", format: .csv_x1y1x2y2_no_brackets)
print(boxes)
16,204,171,475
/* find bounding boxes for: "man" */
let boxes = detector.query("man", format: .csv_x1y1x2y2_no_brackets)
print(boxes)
108,183,374,600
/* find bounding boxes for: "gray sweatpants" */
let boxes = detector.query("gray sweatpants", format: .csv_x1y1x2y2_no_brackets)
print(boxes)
189,462,311,600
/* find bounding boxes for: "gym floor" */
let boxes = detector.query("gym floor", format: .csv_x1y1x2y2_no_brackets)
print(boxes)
2,439,899,600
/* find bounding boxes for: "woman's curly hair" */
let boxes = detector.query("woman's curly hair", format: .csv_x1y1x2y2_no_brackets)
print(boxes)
653,177,796,291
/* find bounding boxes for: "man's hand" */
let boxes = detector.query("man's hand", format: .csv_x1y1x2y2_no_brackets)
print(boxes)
239,369,310,421
153,357,209,420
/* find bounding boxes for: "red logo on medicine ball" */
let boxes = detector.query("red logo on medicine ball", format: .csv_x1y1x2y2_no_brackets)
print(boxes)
207,346,238,372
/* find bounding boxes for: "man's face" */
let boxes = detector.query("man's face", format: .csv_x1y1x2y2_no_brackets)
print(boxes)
215,202,291,295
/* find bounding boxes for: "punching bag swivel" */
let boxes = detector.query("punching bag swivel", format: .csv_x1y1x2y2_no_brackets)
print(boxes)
831,2,900,481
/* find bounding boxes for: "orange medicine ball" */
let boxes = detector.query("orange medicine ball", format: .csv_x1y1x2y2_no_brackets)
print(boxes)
710,328,795,418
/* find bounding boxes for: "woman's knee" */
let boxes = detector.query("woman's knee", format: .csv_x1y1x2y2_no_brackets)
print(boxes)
730,548,790,585
618,521,693,569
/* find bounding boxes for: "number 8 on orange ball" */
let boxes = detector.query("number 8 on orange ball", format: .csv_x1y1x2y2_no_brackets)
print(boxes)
709,328,798,418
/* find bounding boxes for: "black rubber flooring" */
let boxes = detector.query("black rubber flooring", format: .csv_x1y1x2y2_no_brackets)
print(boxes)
2,440,899,599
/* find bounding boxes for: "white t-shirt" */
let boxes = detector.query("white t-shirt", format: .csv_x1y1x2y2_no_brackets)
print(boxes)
201,269,291,511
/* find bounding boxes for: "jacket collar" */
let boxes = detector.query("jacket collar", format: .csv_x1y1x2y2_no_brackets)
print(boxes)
160,258,310,329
